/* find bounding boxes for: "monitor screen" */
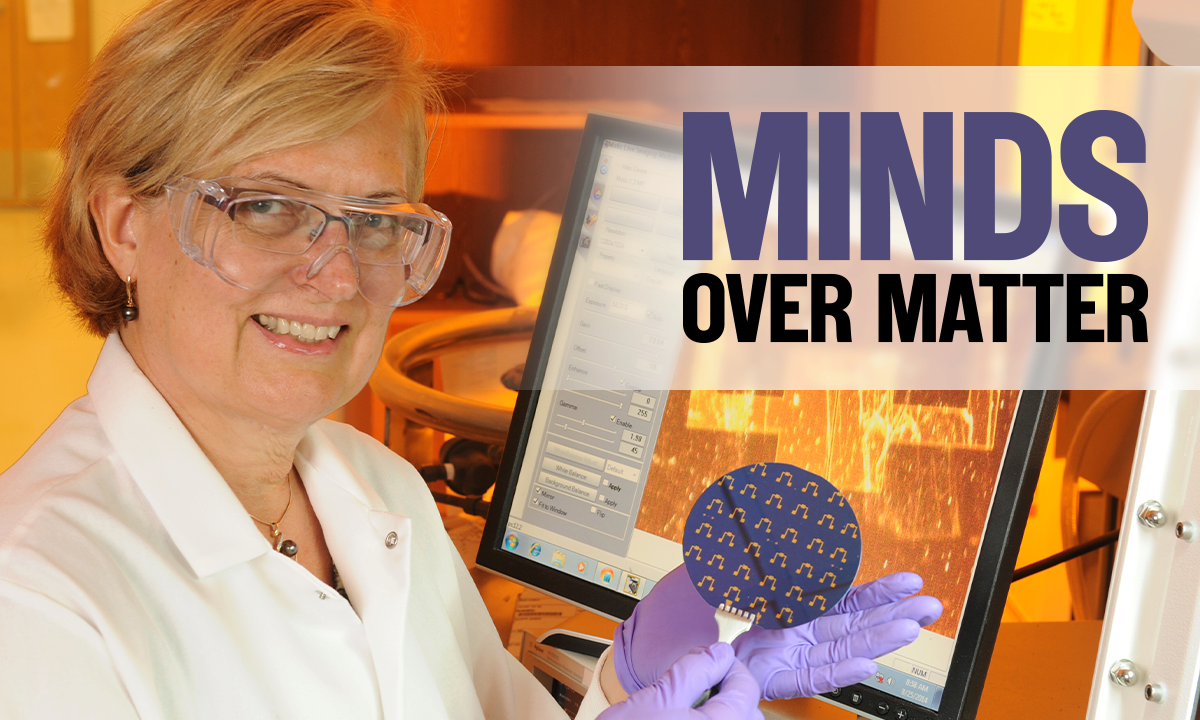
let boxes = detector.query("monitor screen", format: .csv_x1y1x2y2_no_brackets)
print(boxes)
477,113,1057,720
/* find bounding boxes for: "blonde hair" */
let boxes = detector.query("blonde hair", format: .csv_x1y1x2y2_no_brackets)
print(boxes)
46,0,441,336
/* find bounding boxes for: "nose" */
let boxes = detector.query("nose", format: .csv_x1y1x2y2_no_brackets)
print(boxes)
300,220,359,302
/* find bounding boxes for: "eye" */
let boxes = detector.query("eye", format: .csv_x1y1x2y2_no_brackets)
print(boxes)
229,197,311,241
232,197,305,222
363,213,399,230
245,199,287,215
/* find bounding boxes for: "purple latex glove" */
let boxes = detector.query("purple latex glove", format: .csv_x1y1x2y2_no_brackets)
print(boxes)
599,643,764,720
613,565,942,701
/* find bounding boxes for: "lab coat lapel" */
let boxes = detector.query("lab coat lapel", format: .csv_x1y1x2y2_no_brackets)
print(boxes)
88,335,268,578
295,431,412,720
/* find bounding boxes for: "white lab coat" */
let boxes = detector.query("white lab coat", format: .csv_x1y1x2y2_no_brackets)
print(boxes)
0,335,605,719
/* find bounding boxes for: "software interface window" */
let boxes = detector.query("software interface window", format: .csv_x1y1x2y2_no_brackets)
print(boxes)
504,137,685,600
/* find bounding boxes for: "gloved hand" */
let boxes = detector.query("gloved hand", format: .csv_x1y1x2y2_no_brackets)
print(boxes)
613,565,942,700
732,573,942,699
598,643,764,720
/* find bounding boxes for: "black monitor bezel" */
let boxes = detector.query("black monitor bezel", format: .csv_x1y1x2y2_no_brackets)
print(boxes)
475,112,1058,720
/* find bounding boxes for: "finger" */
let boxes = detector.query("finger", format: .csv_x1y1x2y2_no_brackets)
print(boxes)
800,619,921,667
648,643,738,709
763,657,876,700
829,573,922,615
807,596,943,644
698,658,764,720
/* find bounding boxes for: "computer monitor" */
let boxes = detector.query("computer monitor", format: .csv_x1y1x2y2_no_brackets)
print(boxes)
476,113,1058,720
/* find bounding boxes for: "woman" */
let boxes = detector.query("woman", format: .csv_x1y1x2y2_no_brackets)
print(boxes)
0,0,938,717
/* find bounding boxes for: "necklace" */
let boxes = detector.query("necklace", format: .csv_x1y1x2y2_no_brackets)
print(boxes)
247,470,299,559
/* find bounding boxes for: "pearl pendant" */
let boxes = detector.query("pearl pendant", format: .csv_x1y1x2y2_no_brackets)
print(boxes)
278,539,299,558
120,305,139,321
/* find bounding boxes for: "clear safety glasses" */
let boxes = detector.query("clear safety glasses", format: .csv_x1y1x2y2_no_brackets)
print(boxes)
164,177,451,307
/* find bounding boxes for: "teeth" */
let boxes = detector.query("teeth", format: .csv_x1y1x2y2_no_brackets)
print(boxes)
254,314,343,343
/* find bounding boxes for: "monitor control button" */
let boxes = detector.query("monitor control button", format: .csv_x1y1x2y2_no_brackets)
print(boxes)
894,709,909,720
829,688,842,698
849,691,863,706
875,700,890,715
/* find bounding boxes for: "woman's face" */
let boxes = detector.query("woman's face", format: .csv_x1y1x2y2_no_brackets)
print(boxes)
119,106,407,433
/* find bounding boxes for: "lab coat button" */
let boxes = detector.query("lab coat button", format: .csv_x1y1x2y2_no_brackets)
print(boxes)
385,531,399,548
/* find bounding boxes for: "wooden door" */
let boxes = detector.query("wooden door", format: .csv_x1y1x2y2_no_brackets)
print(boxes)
1,0,90,206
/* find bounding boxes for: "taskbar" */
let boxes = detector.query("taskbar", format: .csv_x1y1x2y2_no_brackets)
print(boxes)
500,527,658,600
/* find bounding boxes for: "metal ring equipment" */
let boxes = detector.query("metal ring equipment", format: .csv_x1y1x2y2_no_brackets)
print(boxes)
370,306,537,446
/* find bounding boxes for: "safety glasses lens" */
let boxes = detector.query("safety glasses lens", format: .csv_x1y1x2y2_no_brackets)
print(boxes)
229,198,321,253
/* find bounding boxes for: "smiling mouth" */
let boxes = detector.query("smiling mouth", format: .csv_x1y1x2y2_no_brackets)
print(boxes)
254,314,344,343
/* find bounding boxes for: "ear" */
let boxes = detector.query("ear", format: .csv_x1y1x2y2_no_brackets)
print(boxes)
90,180,143,281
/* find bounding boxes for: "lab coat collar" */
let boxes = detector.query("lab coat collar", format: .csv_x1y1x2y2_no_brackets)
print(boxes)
294,425,386,512
88,334,267,579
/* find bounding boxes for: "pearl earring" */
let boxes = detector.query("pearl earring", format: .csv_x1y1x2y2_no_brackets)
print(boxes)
121,276,138,321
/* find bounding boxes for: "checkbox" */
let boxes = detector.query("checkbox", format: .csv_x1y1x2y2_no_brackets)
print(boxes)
589,506,597,514
598,494,606,502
